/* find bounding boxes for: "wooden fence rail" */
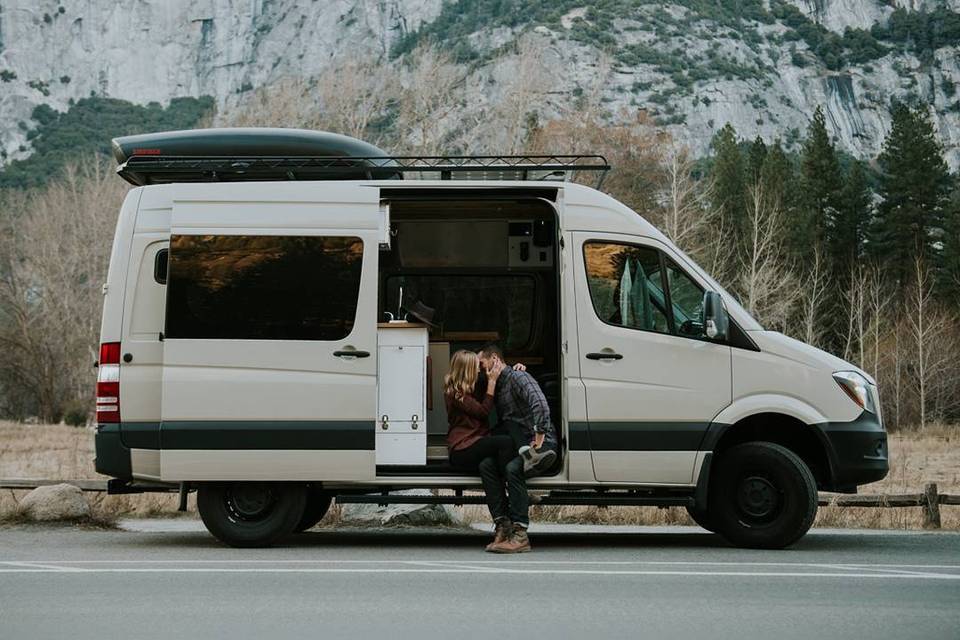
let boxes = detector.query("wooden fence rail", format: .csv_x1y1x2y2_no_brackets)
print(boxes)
2,479,957,529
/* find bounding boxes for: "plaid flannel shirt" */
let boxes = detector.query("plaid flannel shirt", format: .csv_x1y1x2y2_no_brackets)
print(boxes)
494,367,555,446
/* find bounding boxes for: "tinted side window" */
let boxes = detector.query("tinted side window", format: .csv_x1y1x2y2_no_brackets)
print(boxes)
166,235,363,340
663,257,705,337
154,249,168,285
583,242,670,334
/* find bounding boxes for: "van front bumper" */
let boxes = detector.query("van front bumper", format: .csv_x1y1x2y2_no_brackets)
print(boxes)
816,411,888,492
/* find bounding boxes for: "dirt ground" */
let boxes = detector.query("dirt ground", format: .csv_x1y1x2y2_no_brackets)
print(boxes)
1,421,957,529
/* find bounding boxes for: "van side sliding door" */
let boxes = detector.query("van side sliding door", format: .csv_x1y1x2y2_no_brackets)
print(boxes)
571,232,732,485
159,183,380,482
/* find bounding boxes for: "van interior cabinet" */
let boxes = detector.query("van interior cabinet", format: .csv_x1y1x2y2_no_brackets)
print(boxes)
376,322,428,465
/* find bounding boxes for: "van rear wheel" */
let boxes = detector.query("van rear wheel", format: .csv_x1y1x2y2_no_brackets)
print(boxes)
197,482,307,548
294,487,333,533
709,442,817,549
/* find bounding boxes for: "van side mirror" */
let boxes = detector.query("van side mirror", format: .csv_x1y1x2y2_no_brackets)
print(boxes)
702,291,729,340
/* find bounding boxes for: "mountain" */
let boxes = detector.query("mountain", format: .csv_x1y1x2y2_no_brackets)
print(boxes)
1,0,958,168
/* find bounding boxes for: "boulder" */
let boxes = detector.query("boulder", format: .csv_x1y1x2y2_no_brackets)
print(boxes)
18,484,91,522
339,489,462,527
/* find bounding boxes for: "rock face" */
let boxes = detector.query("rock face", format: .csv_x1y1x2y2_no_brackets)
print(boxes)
18,483,91,521
0,0,958,167
339,490,462,527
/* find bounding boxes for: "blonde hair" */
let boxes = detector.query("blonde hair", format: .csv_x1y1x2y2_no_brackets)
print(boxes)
444,350,479,400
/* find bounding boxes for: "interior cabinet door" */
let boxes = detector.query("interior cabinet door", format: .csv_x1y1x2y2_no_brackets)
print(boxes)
377,345,425,431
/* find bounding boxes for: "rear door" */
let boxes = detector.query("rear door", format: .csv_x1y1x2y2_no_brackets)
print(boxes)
572,232,732,484
159,182,380,481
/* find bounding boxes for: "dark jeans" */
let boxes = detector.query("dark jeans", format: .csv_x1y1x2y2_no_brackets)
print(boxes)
493,419,558,453
449,436,515,523
486,420,559,527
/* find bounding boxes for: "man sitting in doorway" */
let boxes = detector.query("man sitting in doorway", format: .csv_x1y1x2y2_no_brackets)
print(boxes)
476,343,558,553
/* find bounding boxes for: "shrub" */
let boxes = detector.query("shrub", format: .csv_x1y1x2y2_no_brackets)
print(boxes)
63,401,89,427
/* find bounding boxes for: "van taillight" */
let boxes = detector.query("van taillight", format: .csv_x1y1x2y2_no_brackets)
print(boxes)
96,342,121,423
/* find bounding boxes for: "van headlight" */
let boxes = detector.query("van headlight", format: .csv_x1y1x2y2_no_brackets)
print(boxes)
833,371,876,413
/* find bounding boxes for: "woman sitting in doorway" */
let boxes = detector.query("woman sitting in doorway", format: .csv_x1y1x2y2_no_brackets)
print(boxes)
444,350,526,552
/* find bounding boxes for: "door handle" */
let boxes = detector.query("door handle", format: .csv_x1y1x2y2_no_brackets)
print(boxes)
334,349,370,358
586,351,623,361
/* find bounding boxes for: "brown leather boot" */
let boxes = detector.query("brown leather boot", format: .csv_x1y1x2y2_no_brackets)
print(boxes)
485,519,513,552
487,527,531,554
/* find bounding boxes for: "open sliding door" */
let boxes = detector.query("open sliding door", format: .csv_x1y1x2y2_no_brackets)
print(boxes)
159,182,380,481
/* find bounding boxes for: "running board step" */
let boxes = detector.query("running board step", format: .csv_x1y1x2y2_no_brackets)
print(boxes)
335,492,694,508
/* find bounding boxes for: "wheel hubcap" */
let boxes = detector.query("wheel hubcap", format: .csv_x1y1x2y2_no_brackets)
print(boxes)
736,475,781,521
226,483,276,521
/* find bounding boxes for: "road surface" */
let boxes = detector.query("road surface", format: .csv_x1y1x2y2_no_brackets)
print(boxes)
1,522,958,639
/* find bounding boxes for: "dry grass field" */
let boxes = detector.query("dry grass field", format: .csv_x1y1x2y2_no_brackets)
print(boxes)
0,421,957,529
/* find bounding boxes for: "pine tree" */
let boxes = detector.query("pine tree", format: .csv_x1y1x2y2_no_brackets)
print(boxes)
760,140,800,231
747,135,767,183
873,103,952,287
709,123,746,271
832,160,871,275
941,182,960,298
800,106,842,247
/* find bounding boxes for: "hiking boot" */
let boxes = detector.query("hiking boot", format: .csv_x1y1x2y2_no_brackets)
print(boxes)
487,527,531,554
484,519,513,552
519,445,557,477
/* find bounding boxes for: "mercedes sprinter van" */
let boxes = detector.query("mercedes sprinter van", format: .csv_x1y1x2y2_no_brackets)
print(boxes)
94,128,888,548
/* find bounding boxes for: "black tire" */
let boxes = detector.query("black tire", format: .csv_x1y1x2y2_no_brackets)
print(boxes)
708,442,817,549
197,482,307,548
685,505,717,533
294,487,333,533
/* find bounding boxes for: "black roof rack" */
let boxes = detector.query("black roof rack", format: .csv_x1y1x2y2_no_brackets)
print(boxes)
116,154,611,188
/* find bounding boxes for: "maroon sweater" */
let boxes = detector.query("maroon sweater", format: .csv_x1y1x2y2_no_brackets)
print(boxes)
445,388,495,452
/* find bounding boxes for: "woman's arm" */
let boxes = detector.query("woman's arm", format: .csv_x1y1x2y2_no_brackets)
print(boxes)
453,392,495,419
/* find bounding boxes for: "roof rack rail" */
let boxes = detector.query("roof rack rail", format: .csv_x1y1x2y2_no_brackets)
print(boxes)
116,154,611,188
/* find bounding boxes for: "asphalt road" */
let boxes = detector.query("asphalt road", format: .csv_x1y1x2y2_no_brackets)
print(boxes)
1,522,958,640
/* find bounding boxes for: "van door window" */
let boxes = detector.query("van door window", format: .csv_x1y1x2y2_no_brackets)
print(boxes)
165,235,363,341
662,257,705,337
583,242,669,334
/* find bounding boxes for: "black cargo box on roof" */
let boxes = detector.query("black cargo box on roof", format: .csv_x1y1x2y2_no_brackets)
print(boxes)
112,127,611,187
112,128,402,185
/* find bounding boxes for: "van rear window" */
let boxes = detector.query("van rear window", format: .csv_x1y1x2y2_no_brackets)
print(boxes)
165,235,363,341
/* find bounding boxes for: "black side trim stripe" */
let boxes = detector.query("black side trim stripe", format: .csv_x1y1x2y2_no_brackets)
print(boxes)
156,421,374,450
569,421,711,451
121,422,161,449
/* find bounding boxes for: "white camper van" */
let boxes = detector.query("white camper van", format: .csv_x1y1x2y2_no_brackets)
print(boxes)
95,129,888,549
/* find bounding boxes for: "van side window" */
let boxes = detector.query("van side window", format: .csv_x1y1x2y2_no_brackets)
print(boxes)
165,235,364,341
662,257,705,337
154,249,168,285
583,242,670,334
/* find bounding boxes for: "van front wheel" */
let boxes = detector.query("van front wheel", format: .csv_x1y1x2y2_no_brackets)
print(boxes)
709,442,817,549
685,505,717,533
197,482,307,548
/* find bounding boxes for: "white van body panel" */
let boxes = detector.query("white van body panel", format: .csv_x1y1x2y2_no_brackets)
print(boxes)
99,189,142,343
725,331,866,426
713,393,830,427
